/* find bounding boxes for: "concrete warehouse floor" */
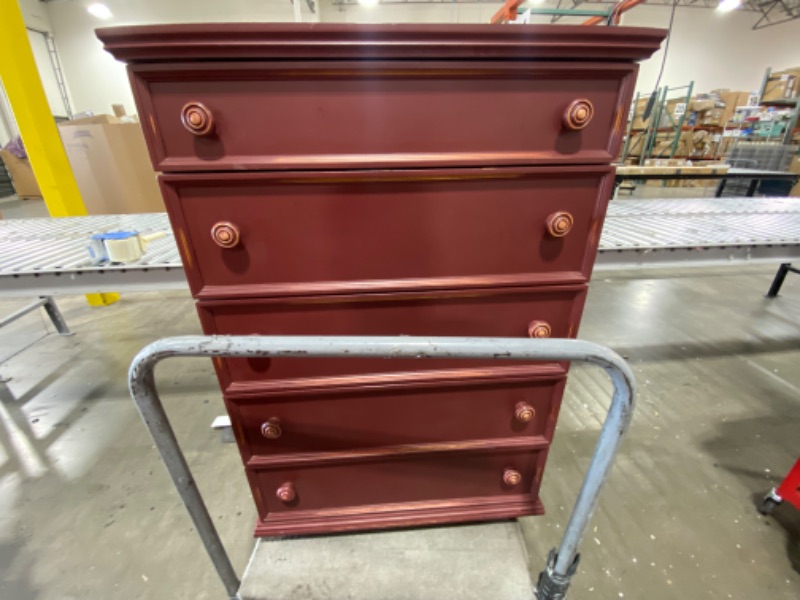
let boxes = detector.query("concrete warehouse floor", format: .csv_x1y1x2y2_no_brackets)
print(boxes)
0,266,799,599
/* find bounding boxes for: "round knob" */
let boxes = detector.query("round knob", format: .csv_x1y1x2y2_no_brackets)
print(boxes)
545,212,574,238
527,320,552,339
276,482,296,502
181,102,214,136
503,469,522,487
211,222,240,248
260,419,282,439
514,402,535,423
563,99,594,130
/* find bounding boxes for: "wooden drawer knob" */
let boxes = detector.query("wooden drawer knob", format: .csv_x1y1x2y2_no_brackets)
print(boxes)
211,222,240,248
563,99,594,130
527,320,551,339
181,102,214,136
276,482,296,503
503,468,522,487
515,402,535,423
545,212,574,238
260,418,282,439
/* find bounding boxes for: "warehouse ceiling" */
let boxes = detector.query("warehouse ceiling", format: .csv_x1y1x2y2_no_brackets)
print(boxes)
330,0,800,29
544,0,800,29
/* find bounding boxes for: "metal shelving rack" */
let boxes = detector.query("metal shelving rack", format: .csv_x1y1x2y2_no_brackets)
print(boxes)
718,67,799,196
621,82,694,164
757,67,800,146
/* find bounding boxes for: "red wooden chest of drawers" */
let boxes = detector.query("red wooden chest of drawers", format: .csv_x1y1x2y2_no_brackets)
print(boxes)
99,23,664,537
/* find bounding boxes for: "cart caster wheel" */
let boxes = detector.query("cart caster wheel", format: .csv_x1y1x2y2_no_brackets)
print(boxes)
758,495,781,516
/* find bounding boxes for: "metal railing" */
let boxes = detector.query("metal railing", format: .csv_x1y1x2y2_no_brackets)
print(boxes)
128,335,635,600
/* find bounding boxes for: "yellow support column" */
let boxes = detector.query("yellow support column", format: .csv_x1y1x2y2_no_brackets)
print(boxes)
0,0,118,306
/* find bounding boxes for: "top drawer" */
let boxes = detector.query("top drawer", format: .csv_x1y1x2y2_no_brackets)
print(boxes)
130,61,637,172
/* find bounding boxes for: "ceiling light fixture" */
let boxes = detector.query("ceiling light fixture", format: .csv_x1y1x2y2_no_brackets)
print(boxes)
359,0,380,6
716,0,742,12
87,3,113,20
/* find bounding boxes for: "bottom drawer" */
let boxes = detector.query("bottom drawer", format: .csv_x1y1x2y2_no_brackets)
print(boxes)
246,445,546,536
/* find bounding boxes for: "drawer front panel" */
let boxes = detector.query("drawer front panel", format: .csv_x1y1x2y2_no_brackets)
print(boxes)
229,376,565,458
199,285,586,388
133,61,635,172
163,167,612,298
247,447,542,518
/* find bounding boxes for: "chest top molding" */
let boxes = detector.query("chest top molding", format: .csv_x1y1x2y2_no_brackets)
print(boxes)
97,23,666,63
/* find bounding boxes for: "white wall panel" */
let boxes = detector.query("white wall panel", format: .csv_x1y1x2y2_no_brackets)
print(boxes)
43,0,800,117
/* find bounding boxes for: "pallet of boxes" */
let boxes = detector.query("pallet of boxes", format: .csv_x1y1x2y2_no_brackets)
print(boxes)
689,90,756,160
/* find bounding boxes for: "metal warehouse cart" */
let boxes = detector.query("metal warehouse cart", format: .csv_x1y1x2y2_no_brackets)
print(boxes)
129,335,635,599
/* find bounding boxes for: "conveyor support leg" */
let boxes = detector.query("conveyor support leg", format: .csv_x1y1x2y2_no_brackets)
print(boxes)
767,263,799,297
41,296,72,336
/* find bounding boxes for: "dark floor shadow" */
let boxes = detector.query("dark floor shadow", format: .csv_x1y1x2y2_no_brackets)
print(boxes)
750,491,800,575
608,336,800,363
0,538,41,599
0,368,63,407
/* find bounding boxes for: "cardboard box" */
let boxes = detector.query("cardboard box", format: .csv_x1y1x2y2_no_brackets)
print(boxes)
651,131,693,157
699,108,726,127
790,155,800,197
658,98,688,128
762,68,800,102
630,97,650,130
58,118,163,215
643,158,690,167
689,94,723,113
713,90,753,125
626,131,646,156
66,114,120,126
689,99,716,112
0,150,42,198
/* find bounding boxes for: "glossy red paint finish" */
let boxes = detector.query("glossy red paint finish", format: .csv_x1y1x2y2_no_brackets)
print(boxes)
98,23,665,537
161,167,613,299
129,61,636,172
247,445,542,516
197,285,587,388
96,23,667,62
227,375,566,459
775,458,800,512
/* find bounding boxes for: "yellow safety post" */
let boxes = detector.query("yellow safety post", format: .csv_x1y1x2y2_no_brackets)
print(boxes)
0,0,118,306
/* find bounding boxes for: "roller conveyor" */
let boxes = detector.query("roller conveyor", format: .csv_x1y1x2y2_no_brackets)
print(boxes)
597,197,800,270
2,198,800,297
0,213,183,297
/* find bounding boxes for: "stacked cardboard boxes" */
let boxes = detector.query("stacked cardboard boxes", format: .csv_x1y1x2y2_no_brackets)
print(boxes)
629,97,687,130
763,67,800,103
687,91,754,127
58,114,164,215
623,88,758,162
630,97,650,130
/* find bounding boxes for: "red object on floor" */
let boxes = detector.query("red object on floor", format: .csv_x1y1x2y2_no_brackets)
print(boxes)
777,458,800,511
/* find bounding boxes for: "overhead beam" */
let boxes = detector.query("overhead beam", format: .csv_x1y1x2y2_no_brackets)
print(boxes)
490,0,527,23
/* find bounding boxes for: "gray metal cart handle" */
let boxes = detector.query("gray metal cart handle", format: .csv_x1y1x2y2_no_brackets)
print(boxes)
128,335,635,600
